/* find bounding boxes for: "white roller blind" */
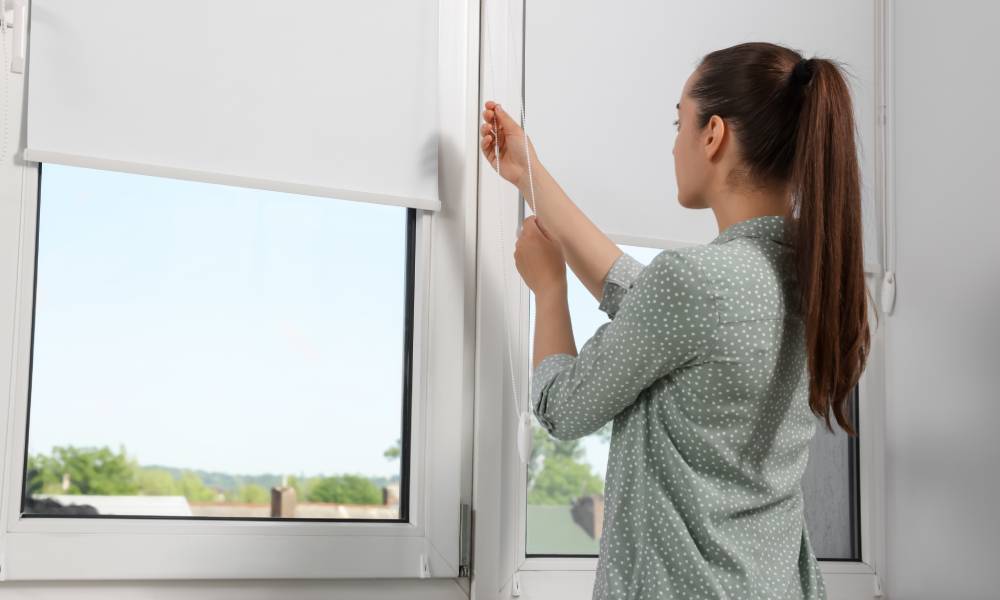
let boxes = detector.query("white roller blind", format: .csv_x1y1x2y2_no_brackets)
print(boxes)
25,0,440,211
526,0,879,264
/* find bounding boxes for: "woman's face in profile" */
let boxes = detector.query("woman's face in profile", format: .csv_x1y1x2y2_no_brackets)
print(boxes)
673,73,703,208
672,69,710,210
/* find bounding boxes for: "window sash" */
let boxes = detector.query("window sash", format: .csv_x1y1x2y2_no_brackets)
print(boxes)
471,0,890,596
0,0,481,581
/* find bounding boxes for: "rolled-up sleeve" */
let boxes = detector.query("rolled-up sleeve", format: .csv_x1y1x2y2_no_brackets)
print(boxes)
597,251,646,319
530,249,710,440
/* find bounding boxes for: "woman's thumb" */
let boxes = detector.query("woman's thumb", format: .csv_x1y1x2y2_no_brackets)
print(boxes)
494,104,519,131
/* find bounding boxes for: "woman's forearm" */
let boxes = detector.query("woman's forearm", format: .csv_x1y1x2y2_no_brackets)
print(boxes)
533,288,575,370
519,162,623,303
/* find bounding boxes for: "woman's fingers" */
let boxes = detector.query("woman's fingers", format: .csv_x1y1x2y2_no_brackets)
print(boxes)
481,101,507,165
480,123,496,147
480,128,496,162
482,116,500,140
480,122,498,138
480,116,499,141
482,128,502,154
483,101,516,133
483,100,511,122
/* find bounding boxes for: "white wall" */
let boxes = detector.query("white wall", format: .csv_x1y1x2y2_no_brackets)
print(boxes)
885,1,1000,598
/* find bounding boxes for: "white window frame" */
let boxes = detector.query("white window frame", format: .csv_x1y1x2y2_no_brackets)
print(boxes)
471,1,892,598
0,0,482,582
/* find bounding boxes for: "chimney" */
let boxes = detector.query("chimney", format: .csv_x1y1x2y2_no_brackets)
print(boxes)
271,485,297,517
382,483,400,506
570,494,605,539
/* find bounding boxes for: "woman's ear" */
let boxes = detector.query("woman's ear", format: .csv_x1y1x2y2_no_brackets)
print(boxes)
703,114,727,161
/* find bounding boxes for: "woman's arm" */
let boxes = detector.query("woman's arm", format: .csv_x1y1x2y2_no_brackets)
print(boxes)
531,250,708,441
532,288,574,370
518,161,624,304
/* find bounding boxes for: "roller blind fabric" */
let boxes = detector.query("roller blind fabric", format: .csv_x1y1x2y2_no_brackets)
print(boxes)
24,0,441,210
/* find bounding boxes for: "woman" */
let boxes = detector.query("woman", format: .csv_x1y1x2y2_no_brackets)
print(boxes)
480,41,873,599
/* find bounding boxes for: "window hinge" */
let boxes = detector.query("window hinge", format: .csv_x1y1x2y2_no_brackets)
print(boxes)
873,572,884,597
459,502,473,577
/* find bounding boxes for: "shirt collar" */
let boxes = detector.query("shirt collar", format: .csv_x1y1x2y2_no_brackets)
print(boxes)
709,215,791,246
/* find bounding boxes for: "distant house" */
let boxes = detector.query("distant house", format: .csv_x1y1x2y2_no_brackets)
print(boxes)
33,494,193,516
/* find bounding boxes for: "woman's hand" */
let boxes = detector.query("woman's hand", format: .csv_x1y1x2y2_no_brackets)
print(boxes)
515,215,566,296
480,100,539,191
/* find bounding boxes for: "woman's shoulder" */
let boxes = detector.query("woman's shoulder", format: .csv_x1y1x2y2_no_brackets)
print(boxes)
646,244,720,279
634,247,712,299
656,240,786,276
646,243,787,298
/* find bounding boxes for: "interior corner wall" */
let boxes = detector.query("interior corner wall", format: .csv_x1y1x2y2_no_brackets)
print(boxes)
885,1,1000,598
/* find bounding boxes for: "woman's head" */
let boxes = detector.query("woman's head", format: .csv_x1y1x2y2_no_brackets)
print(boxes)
675,41,872,436
672,43,810,208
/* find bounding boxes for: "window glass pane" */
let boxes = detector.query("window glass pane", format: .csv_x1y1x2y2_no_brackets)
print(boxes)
525,243,860,559
23,164,412,521
802,386,861,559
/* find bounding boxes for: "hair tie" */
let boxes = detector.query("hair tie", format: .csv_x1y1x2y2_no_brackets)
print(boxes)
791,58,815,87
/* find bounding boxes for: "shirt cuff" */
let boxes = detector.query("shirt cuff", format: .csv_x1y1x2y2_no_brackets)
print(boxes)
530,352,577,434
597,252,645,319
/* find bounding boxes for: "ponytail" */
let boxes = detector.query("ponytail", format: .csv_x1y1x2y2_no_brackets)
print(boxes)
788,58,872,436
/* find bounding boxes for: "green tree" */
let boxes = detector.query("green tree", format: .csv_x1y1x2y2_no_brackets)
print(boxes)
233,483,269,504
527,426,554,486
26,452,64,495
135,468,179,496
287,474,308,499
527,422,610,505
383,437,401,460
176,470,217,502
28,444,139,495
528,454,604,505
307,474,381,504
528,426,590,488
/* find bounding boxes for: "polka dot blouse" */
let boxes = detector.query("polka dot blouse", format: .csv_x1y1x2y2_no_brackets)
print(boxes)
531,215,828,599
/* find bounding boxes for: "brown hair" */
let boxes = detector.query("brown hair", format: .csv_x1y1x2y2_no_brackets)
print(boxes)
689,42,874,436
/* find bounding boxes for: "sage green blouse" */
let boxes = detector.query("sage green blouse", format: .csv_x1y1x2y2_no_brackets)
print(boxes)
531,215,827,599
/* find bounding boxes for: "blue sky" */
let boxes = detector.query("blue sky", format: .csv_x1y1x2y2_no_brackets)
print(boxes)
26,163,662,483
